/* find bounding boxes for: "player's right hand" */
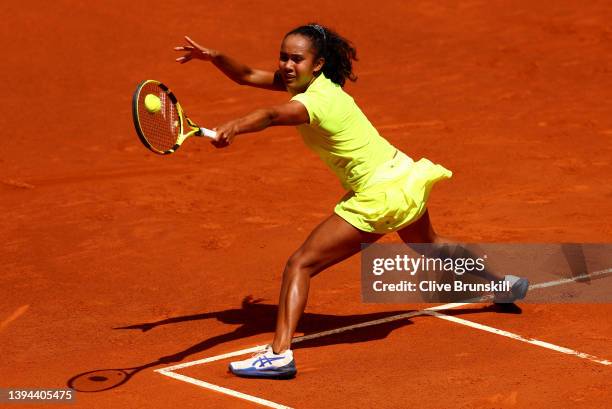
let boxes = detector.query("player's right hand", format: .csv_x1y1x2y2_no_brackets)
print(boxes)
174,36,218,64
210,121,239,149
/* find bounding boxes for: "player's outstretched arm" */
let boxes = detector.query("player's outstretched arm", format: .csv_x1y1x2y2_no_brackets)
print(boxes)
175,36,285,92
210,101,309,148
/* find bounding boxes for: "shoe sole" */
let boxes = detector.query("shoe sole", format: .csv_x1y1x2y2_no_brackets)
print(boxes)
229,370,297,380
228,363,297,380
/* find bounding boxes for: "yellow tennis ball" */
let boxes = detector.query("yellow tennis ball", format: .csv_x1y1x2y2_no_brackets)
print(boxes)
144,94,161,113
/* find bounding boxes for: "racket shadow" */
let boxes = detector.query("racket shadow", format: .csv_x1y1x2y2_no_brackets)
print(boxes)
67,296,516,391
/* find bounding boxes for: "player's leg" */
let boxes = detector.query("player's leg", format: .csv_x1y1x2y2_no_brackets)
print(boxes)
397,210,528,302
398,210,501,280
272,213,382,353
229,213,381,378
396,209,450,244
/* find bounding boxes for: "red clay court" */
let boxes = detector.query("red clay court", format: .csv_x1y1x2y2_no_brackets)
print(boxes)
1,1,611,408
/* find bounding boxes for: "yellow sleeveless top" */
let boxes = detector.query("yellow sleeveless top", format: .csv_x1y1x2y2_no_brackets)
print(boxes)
290,73,397,192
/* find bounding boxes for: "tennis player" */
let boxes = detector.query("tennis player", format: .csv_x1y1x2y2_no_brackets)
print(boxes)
174,23,528,379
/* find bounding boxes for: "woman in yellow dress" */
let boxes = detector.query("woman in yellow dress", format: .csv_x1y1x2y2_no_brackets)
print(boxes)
174,23,525,379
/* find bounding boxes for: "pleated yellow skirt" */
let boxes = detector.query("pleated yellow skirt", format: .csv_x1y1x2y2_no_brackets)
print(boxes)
334,151,452,234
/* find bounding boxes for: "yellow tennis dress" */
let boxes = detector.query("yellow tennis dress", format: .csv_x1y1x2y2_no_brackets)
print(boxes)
290,73,452,234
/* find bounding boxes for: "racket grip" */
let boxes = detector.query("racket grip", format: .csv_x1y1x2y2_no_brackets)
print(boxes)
200,128,217,139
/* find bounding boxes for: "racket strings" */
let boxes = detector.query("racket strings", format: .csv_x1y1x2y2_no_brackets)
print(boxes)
137,82,180,152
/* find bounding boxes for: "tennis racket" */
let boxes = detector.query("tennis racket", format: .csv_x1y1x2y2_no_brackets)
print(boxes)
132,79,216,154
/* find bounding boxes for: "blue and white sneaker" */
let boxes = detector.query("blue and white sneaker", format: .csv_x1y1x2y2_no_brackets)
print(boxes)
494,275,530,303
229,345,297,379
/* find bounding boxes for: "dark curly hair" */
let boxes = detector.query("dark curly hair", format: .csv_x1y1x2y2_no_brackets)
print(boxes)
284,23,358,87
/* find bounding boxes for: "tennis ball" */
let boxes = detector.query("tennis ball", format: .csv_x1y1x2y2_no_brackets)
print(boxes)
144,93,162,113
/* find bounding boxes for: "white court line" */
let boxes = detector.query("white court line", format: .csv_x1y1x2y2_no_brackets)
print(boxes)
460,267,612,303
529,268,612,290
158,345,269,371
433,268,612,367
155,302,469,409
0,304,29,333
155,269,612,408
157,302,469,372
425,310,611,366
158,370,292,409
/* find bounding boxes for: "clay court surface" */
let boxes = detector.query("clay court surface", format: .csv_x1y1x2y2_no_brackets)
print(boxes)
1,0,611,407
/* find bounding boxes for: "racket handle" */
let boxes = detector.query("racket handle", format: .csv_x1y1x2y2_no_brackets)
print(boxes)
200,128,217,139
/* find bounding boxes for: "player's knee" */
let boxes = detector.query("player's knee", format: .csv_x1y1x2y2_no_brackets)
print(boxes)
284,251,316,277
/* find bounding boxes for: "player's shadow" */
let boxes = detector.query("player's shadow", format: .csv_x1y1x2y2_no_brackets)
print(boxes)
68,296,520,391
114,295,418,356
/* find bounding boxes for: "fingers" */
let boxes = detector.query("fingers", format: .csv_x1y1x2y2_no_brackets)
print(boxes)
211,139,229,148
174,41,193,63
184,36,201,48
211,134,229,148
174,36,218,64
210,128,232,148
175,54,192,64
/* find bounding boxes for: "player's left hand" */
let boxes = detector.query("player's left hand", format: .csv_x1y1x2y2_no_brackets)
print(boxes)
174,36,218,64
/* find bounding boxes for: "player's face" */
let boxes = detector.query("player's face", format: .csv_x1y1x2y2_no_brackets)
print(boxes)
279,34,324,93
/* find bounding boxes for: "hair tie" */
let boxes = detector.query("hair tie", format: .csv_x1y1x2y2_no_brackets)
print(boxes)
309,24,326,43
